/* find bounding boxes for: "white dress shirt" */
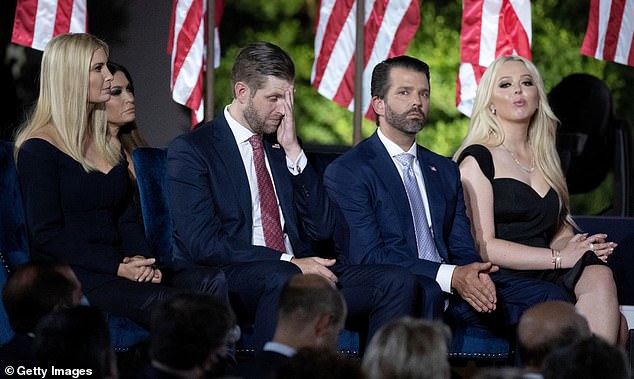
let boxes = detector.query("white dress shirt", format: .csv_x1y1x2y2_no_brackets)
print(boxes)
377,128,456,294
262,341,296,357
224,106,307,261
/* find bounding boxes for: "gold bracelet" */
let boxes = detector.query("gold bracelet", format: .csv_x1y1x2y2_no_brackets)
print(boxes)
555,250,561,270
551,249,557,269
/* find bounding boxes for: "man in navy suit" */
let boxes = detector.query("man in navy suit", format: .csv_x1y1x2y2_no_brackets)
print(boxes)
167,42,418,350
323,56,568,330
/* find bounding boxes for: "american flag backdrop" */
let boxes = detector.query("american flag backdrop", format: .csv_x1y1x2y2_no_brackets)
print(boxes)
11,0,87,51
168,0,224,127
456,0,532,117
581,0,634,67
311,0,420,119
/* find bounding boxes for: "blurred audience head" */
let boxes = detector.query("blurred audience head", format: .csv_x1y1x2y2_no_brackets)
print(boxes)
34,305,116,379
149,292,237,375
362,317,451,379
472,367,526,379
542,335,630,379
518,300,591,371
273,273,347,350
273,346,365,379
2,261,82,334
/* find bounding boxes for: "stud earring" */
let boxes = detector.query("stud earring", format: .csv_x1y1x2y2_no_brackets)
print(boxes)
490,107,496,115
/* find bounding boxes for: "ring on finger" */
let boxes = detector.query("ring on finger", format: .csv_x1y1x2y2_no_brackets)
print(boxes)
589,243,595,251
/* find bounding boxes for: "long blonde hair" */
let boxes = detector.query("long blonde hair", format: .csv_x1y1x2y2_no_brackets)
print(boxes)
453,55,572,229
14,33,120,171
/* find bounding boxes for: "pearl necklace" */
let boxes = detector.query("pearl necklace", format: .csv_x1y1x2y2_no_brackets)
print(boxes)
501,144,535,173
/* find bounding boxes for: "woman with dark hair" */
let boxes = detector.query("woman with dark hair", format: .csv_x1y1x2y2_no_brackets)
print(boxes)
106,61,149,179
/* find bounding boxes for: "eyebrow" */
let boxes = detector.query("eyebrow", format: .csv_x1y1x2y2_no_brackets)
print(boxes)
497,74,533,81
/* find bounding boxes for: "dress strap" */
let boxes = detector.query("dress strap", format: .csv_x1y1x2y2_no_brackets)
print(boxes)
456,144,495,183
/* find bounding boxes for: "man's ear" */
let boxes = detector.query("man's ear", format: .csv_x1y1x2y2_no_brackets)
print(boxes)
314,312,333,339
372,96,385,117
234,81,250,104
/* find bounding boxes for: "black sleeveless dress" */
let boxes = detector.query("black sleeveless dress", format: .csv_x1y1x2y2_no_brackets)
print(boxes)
457,144,605,300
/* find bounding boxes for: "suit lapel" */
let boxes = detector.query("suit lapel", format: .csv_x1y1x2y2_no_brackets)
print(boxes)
211,116,253,223
416,145,448,260
366,133,417,237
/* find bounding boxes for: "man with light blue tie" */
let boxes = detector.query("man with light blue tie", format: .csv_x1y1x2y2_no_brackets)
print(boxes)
323,56,569,329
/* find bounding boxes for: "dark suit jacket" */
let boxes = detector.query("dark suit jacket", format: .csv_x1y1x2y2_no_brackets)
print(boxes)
231,350,290,379
323,132,481,279
167,113,336,268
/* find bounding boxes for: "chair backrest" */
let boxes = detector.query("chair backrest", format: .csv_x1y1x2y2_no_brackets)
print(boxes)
131,147,174,267
0,141,30,269
0,140,31,344
573,215,634,305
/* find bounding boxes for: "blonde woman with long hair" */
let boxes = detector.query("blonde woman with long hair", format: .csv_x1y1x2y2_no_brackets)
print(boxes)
14,33,225,329
453,55,625,345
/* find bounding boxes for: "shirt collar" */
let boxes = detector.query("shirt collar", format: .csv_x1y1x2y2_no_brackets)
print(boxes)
263,341,296,357
377,127,417,158
224,105,257,144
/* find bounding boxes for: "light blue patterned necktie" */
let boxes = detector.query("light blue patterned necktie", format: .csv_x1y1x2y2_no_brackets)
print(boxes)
394,153,441,262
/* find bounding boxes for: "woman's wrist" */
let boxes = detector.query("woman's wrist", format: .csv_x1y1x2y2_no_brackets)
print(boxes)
551,249,561,270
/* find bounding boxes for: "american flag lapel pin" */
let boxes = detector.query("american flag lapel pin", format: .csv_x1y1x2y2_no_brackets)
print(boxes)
272,143,281,149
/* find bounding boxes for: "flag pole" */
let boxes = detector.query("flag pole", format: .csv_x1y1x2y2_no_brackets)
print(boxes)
205,0,216,122
352,0,364,145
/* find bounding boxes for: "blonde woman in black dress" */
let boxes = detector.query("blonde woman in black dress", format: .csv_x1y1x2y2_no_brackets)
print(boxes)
454,55,626,345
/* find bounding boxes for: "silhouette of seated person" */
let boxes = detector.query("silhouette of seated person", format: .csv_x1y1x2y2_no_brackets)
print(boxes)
33,305,117,379
232,273,347,379
517,300,591,377
141,292,238,379
549,73,632,217
549,73,614,195
1,261,82,366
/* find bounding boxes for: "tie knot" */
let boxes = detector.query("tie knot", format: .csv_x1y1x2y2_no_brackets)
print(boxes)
248,135,264,150
395,153,415,169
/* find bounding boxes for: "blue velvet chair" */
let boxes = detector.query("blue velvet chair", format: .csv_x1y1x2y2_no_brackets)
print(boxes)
0,140,149,351
573,215,634,306
132,146,513,361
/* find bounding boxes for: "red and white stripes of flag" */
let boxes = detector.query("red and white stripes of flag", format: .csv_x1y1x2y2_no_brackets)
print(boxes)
581,0,634,67
11,0,87,51
456,0,531,117
311,0,420,120
168,0,224,127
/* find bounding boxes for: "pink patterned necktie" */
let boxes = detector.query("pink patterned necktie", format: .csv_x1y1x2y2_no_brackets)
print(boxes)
248,135,286,253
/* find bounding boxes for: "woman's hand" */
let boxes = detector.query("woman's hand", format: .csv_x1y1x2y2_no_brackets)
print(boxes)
117,256,159,282
560,233,617,265
584,233,617,262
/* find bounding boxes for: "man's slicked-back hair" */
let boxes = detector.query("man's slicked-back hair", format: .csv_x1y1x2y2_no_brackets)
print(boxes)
231,41,295,98
370,56,430,125
371,55,430,99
